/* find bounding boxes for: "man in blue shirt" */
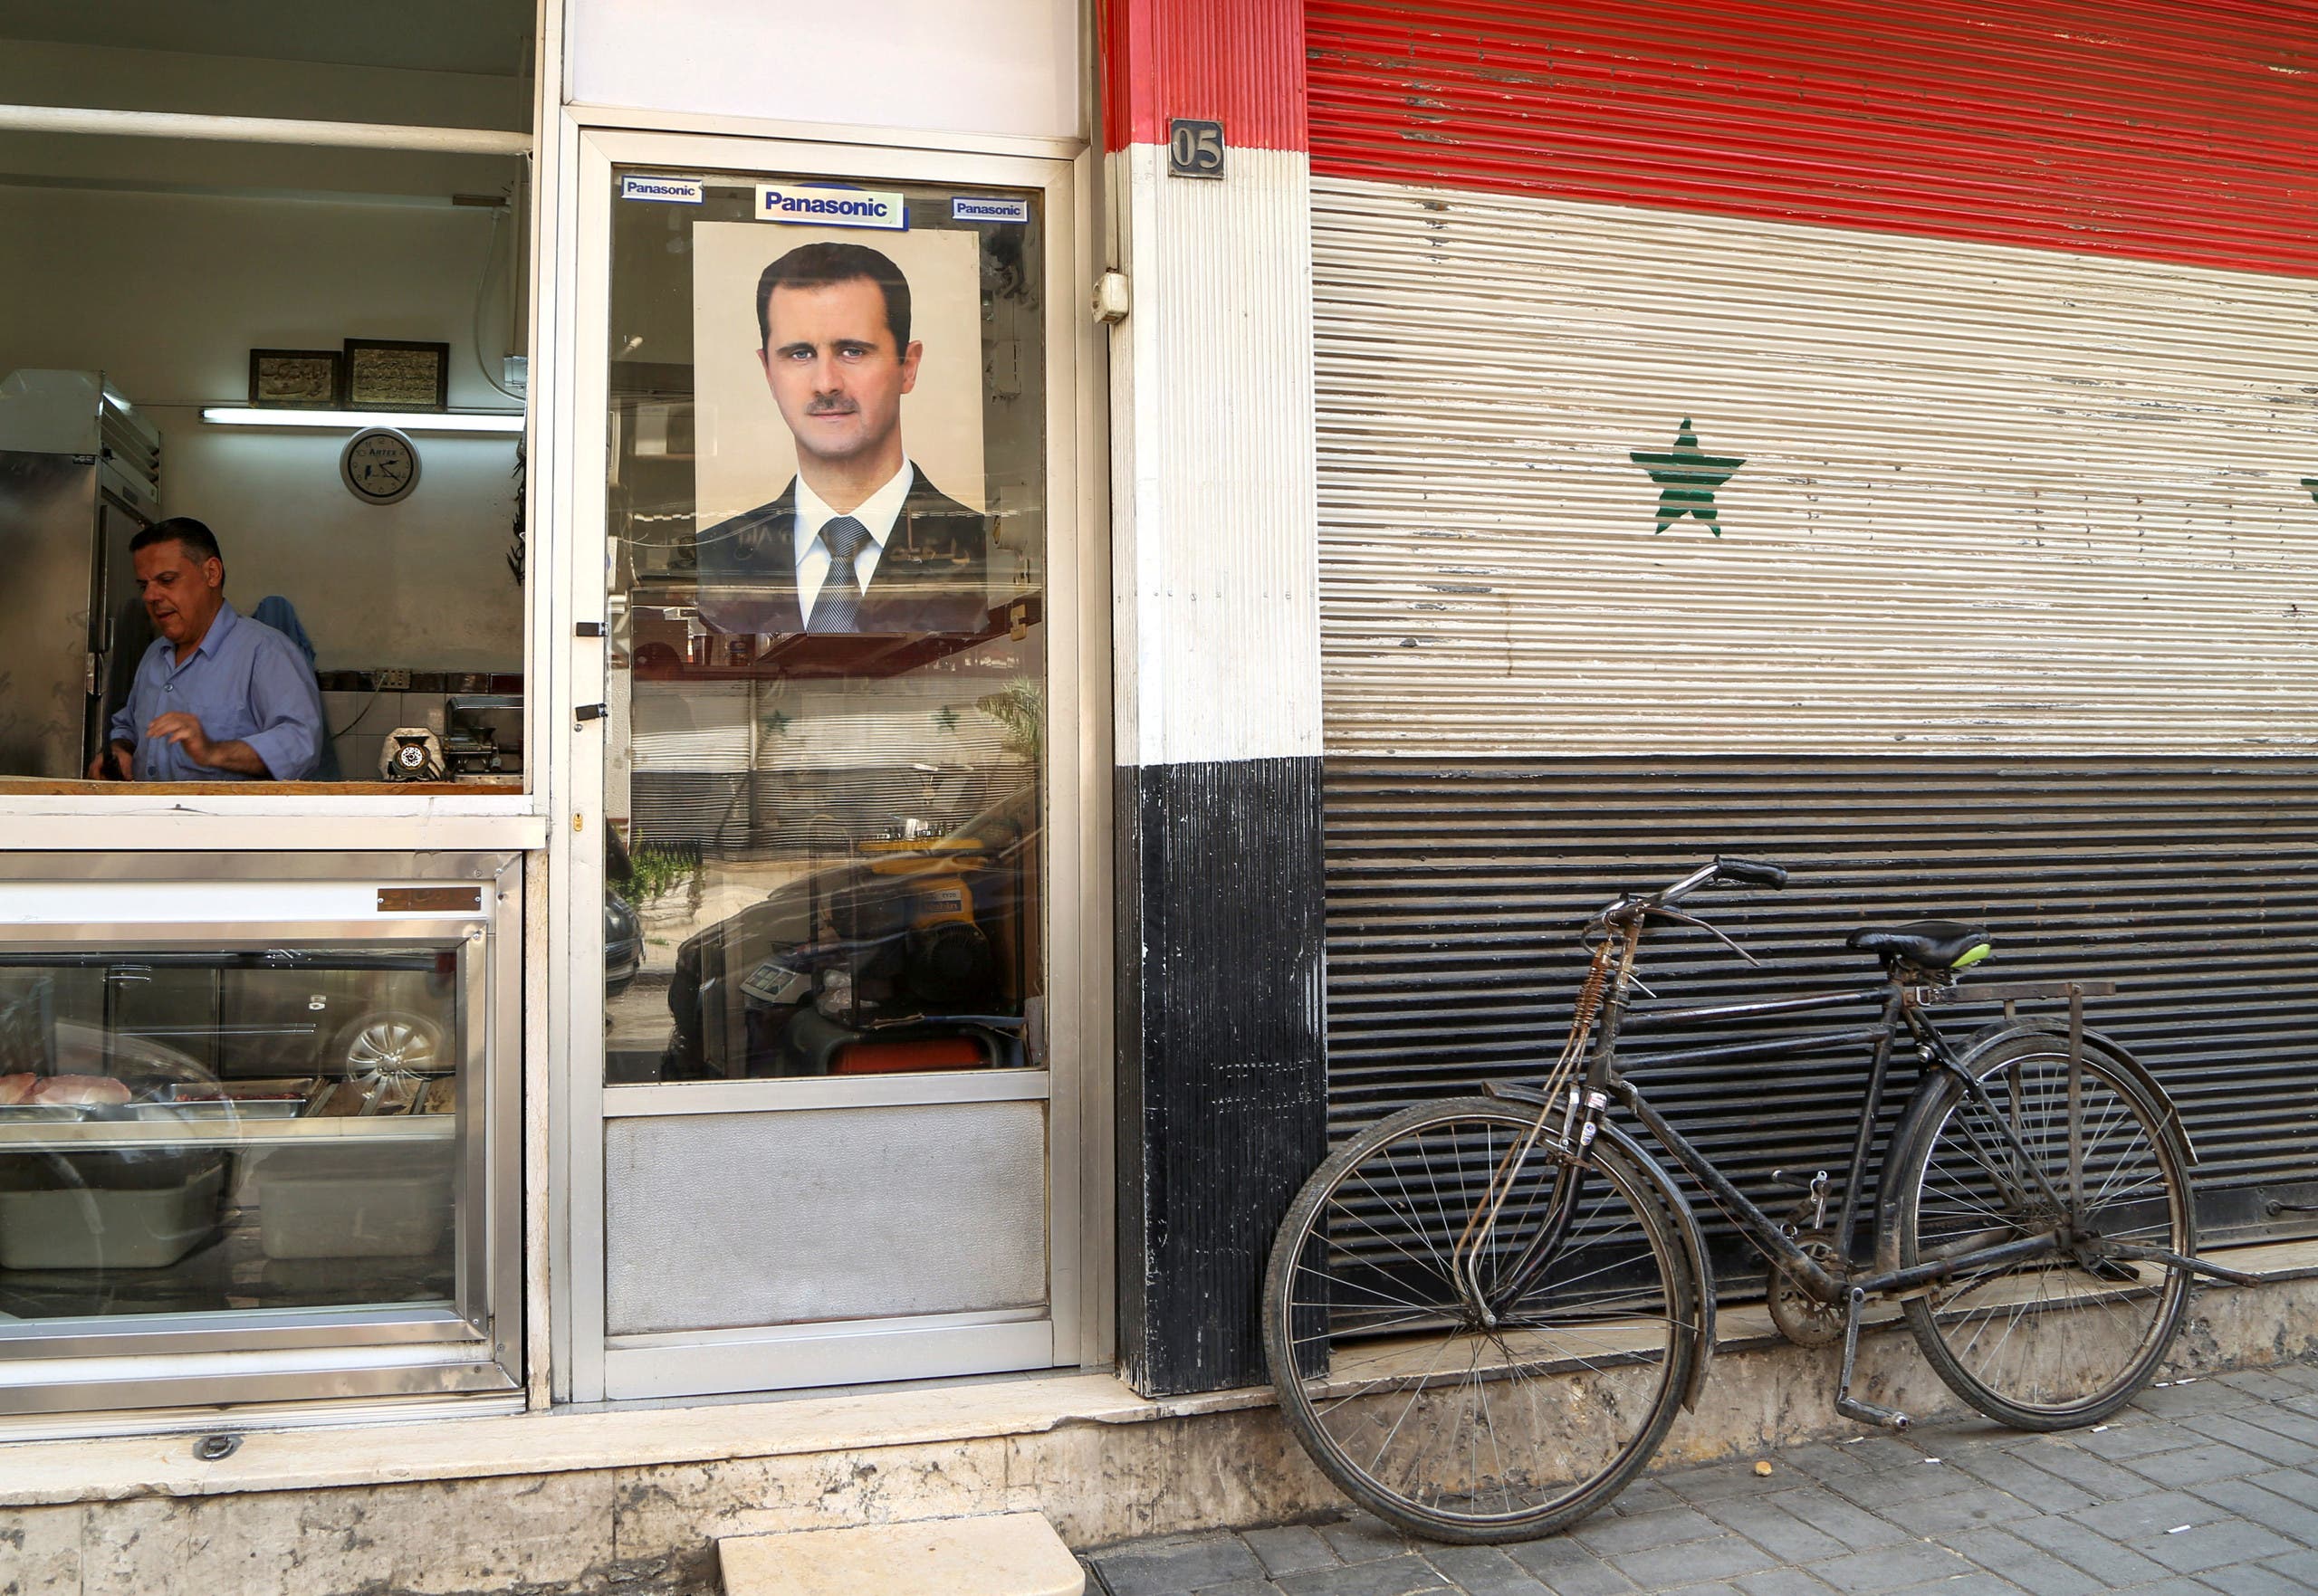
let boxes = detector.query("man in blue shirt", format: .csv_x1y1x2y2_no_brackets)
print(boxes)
90,518,325,782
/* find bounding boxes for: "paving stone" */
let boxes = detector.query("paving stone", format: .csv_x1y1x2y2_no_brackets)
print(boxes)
1607,1533,1777,1591
2182,1475,2318,1542
1319,1515,1414,1566
1652,1584,1744,1596
2263,1545,2318,1585
1799,1541,1974,1594
1569,1506,1724,1558
1661,1463,1800,1505
1693,1496,1847,1564
1245,1526,1338,1578
2130,1381,2257,1419
2064,1486,2229,1543
2213,1562,2318,1596
2134,1518,2295,1576
1875,1486,2041,1538
1881,1576,2029,1596
2225,1404,2318,1450
2116,1439,2271,1489
1753,1492,1912,1551
1275,1554,1454,1596
2178,1410,2318,1466
2243,1464,2318,1512
1096,1533,1269,1596
2002,1515,2170,1587
1502,1535,1640,1596
1984,1439,2151,1504
1935,1450,2098,1514
1731,1572,1840,1596
1419,1544,1553,1596
1813,1463,1976,1514
1942,1527,2105,1596
1777,1444,1882,1485
1187,1582,1276,1596
1605,1480,1691,1517
2058,1419,2201,1461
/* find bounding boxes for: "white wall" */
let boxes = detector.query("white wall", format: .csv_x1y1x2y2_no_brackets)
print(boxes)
567,0,1081,143
0,182,526,674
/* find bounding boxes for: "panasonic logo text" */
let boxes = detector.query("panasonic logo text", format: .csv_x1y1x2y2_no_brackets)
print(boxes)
755,185,907,231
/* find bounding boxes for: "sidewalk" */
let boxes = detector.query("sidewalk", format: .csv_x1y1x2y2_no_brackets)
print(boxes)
1084,1360,2318,1596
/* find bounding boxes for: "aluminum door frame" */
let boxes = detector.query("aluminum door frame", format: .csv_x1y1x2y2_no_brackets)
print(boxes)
551,125,1107,1403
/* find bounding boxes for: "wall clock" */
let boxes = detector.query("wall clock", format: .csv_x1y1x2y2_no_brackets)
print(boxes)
340,426,420,506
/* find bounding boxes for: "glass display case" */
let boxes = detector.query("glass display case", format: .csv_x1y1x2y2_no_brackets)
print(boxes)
0,854,518,1415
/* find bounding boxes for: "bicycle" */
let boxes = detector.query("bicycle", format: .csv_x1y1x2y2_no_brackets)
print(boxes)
1262,856,2257,1543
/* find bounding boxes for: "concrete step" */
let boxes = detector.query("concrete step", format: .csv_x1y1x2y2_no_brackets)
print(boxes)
718,1511,1084,1596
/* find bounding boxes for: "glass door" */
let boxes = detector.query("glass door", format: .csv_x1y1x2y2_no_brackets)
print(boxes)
569,133,1090,1400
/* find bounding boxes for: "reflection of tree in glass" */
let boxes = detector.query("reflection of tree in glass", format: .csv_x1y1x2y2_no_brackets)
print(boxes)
626,842,704,906
975,680,1041,762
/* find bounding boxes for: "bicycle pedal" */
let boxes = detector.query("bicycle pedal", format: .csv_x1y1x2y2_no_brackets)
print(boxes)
1834,1396,1911,1432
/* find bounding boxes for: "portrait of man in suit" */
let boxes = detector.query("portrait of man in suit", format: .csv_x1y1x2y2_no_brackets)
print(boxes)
694,240,990,636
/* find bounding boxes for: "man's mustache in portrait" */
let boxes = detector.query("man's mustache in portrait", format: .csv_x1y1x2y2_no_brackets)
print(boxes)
805,395,860,416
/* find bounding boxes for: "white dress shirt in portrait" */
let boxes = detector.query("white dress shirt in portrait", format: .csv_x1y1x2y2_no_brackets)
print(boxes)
791,459,915,626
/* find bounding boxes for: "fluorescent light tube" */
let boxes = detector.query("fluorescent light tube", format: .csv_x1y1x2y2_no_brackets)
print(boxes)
200,408,524,433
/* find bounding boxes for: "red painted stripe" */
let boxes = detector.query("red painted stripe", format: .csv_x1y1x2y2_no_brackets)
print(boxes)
1104,0,1308,154
1307,1,2318,277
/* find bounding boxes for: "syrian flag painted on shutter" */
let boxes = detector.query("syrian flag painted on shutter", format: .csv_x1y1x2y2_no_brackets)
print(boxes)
1305,1,2318,757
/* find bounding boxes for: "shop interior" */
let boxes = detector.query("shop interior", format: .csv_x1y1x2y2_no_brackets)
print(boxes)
0,0,534,792
0,2,532,1361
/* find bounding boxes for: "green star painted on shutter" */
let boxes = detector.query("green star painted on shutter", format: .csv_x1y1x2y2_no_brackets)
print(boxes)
2303,476,2318,508
1632,419,1745,536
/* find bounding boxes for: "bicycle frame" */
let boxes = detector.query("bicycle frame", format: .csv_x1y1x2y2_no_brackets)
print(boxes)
1463,913,2106,1322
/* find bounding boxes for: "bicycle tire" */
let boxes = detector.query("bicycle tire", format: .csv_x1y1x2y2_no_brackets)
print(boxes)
1262,1097,1704,1543
1891,1033,2193,1430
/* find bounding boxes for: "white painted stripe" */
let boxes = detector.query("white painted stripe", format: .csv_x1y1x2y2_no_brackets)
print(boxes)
1111,143,1323,769
1313,176,2318,755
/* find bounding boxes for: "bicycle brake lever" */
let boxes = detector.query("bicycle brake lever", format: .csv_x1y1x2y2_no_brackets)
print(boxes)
1644,905,1761,967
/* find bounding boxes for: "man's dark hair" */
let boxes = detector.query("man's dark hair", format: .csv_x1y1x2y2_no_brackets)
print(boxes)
755,242,912,352
130,517,223,566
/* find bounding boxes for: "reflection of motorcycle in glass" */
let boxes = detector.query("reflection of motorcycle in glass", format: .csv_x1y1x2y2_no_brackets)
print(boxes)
666,801,1031,1079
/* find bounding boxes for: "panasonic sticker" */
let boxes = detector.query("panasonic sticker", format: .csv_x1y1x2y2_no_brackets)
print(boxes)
754,184,907,230
620,175,703,205
953,196,1030,225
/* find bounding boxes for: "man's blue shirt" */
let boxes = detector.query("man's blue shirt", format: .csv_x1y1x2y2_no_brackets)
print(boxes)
108,601,326,781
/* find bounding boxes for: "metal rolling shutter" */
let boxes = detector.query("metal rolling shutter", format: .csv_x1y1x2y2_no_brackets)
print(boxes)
1304,2,2318,1252
1324,757,2318,1278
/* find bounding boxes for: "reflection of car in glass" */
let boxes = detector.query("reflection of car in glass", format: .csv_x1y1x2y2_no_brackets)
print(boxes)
604,892,644,999
664,788,1035,1079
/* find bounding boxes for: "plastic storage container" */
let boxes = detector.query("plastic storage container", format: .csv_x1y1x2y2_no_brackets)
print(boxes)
0,1155,226,1269
256,1143,455,1260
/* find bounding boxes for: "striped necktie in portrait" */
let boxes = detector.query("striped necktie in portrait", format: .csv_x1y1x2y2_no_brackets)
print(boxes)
811,515,870,633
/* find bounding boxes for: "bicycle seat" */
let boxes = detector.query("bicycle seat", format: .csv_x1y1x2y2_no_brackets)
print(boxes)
1847,920,1993,970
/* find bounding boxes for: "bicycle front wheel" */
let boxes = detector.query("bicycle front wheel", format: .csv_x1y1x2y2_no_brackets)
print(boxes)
1261,1098,1703,1543
1892,1035,2194,1430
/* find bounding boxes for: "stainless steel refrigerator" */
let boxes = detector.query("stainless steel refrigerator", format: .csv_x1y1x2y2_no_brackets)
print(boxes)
0,370,162,779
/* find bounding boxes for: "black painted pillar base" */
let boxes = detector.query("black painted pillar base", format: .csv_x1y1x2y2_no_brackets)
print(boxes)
1115,754,1328,1396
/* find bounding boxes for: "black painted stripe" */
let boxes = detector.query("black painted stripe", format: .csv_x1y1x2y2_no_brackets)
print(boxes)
1116,754,1327,1395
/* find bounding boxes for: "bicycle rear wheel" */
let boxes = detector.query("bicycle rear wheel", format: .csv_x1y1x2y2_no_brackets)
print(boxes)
1892,1034,2193,1430
1261,1097,1703,1543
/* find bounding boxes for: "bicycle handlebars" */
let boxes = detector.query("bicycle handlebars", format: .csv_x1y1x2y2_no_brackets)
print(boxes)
1712,857,1790,891
1598,855,1791,928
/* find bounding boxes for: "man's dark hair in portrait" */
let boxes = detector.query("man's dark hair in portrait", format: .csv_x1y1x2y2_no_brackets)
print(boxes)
694,238,988,638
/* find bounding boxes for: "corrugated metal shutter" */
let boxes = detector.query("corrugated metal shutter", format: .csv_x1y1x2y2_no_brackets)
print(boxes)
1307,179,2318,754
1305,3,2318,1249
1325,758,2318,1276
